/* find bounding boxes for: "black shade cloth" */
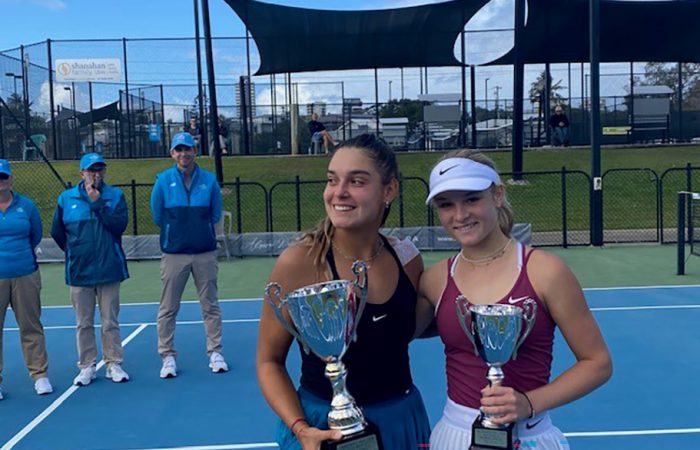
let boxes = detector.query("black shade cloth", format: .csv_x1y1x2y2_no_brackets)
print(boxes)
226,0,491,75
488,0,700,65
77,101,121,126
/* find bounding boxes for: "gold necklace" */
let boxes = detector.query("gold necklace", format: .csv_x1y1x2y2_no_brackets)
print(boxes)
332,238,385,270
459,238,513,266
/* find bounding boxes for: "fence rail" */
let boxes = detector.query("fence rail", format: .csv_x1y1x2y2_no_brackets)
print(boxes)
98,165,700,248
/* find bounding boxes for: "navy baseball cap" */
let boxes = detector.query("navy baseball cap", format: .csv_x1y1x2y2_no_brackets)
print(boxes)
0,159,11,176
170,132,195,151
80,153,106,171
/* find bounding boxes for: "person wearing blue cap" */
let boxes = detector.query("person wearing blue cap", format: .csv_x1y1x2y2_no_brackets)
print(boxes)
51,153,130,386
0,160,53,399
150,132,228,378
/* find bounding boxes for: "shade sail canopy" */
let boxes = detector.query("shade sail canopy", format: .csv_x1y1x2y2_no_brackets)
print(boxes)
488,0,700,65
226,0,490,75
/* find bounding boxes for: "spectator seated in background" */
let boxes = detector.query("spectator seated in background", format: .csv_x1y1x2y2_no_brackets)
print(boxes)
549,105,570,147
184,117,202,151
307,113,335,155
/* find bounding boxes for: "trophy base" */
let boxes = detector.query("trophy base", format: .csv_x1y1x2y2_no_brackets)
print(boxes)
321,422,383,450
470,417,514,450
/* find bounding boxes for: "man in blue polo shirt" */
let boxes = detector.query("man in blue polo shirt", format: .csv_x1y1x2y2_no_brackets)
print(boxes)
150,132,228,378
0,160,53,399
51,153,130,386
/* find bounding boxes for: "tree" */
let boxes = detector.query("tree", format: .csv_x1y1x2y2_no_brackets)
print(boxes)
529,71,566,107
643,62,700,109
379,99,423,132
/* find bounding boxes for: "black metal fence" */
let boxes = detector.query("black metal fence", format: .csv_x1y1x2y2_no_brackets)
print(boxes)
79,165,696,248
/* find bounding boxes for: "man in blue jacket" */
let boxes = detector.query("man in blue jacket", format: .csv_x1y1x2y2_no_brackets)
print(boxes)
150,132,227,378
51,153,130,386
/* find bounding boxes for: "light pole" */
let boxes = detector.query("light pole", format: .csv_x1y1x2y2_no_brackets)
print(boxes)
5,72,22,97
484,77,490,126
494,85,502,121
64,84,79,151
388,80,393,102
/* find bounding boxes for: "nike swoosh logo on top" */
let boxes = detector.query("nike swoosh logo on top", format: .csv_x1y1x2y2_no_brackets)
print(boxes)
525,418,544,430
507,296,530,304
372,314,388,322
438,165,459,175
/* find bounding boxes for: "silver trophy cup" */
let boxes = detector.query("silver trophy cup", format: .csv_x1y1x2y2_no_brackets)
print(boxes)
455,297,537,450
265,261,381,449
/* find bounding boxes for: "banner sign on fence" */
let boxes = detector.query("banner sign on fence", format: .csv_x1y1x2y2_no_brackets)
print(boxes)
148,124,161,142
55,59,121,82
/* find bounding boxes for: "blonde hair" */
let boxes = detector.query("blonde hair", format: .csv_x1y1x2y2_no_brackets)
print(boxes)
436,149,514,236
298,134,398,273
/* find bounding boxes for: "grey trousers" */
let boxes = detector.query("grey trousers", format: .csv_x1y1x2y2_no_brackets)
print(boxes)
0,270,49,383
70,282,124,369
157,251,222,358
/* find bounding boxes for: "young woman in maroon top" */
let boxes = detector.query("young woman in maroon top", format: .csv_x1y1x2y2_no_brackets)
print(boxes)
416,149,612,449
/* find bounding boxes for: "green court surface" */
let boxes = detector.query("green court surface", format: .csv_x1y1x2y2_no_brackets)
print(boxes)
37,244,700,306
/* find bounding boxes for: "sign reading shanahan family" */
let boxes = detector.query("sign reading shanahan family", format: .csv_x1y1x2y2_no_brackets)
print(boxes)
55,59,121,82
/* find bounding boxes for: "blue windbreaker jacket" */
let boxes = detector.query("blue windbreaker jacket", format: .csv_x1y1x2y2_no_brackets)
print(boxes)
51,181,129,287
0,192,42,279
150,164,222,254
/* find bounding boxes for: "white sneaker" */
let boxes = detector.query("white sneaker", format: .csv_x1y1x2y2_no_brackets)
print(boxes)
106,363,130,383
73,366,97,386
160,356,177,379
34,377,53,395
209,352,229,373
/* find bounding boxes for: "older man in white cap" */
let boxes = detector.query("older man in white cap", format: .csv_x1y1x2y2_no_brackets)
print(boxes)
51,153,130,386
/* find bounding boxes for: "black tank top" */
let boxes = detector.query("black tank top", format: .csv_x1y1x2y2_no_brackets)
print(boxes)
299,235,416,404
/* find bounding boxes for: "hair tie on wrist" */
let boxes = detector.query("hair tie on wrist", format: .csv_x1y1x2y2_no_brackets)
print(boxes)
290,417,307,435
521,391,535,419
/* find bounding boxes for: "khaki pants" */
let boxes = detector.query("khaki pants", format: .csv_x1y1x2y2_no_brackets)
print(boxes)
0,270,49,383
157,251,222,358
70,282,123,369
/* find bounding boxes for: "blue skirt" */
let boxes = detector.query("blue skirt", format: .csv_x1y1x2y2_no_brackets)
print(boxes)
276,385,431,450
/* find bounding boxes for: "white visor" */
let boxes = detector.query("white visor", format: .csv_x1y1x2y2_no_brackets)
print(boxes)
425,158,501,204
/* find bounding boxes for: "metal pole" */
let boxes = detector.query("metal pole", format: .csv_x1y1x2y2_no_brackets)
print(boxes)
245,27,253,154
20,46,31,143
374,68,380,136
460,30,467,148
122,38,132,158
544,63,551,144
678,62,683,142
201,0,223,182
160,84,165,152
485,77,489,125
89,81,95,151
0,107,4,158
512,0,525,179
400,68,404,99
47,39,58,159
470,65,477,148
193,0,208,155
590,0,603,246
677,192,686,275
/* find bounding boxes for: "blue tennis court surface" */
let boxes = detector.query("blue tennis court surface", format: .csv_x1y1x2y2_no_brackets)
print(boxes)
2,286,700,450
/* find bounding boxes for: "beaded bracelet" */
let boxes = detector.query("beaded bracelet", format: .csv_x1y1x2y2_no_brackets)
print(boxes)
290,417,308,435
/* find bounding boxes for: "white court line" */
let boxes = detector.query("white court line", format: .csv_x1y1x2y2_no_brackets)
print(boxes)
130,444,278,450
10,303,700,332
1,324,149,450
565,427,700,437
125,426,700,449
6,319,259,333
583,284,700,291
43,298,262,310
37,283,700,311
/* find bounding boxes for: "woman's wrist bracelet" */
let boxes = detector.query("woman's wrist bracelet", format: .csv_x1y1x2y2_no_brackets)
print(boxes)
290,417,308,435
521,391,535,419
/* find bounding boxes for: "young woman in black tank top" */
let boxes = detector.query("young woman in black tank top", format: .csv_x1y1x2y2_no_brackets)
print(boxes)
257,135,431,450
